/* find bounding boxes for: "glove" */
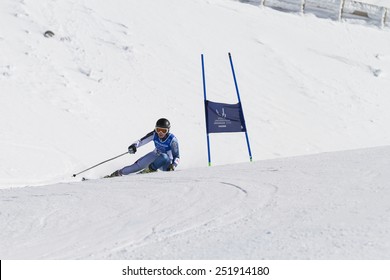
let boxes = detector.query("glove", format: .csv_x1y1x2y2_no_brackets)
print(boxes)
168,164,175,171
128,144,137,154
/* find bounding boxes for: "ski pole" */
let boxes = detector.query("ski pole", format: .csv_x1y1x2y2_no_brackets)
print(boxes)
72,152,128,177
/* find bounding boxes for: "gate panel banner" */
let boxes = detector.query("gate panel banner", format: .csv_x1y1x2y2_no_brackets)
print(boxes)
205,101,247,133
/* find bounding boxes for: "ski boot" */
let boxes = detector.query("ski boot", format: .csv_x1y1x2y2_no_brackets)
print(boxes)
104,170,122,178
139,164,157,174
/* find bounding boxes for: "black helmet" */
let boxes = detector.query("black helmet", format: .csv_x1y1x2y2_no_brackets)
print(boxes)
155,118,171,129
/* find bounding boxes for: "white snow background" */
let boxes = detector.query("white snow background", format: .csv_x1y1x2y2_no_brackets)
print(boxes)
1,0,390,259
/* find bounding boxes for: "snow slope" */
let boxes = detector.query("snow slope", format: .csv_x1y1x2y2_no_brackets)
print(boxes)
1,0,390,259
1,146,390,259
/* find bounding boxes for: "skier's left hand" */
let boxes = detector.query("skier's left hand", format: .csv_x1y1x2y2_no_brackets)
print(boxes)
128,144,137,154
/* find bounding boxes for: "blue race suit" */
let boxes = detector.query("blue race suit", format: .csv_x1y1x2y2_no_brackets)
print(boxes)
120,131,180,175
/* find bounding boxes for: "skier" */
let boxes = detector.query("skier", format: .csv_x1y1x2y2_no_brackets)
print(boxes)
105,118,180,177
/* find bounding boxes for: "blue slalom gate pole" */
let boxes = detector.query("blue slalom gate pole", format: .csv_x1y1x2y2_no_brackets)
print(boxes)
201,54,212,166
228,52,253,162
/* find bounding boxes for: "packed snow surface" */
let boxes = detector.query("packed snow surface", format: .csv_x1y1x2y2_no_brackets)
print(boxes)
1,146,390,259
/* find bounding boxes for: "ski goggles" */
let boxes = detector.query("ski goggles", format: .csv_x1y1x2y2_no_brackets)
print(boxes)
155,127,169,134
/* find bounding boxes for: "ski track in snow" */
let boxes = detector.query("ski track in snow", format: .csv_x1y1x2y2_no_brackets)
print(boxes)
90,175,275,259
1,147,390,259
0,168,277,259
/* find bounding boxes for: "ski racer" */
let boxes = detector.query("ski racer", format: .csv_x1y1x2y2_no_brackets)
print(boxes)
105,118,180,177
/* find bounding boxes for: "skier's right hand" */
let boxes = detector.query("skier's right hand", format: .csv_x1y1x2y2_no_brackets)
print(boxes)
128,144,137,154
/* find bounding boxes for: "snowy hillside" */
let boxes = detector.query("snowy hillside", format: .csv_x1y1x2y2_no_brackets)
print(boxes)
1,0,390,261
1,0,390,187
